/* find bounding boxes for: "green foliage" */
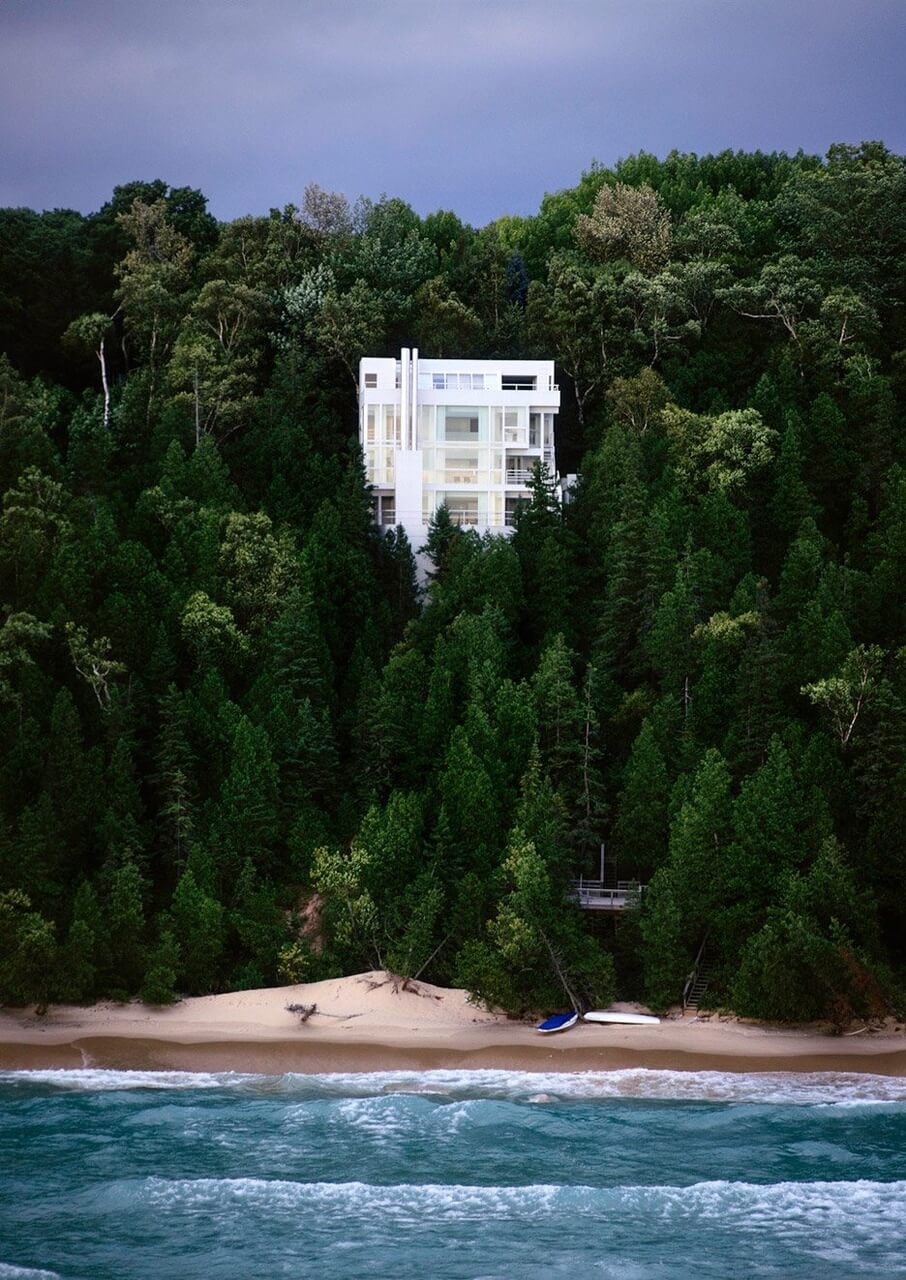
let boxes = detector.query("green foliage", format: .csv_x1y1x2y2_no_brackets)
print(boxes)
169,866,224,994
456,831,615,1015
0,890,57,1008
0,148,904,1021
141,929,180,1005
802,645,885,749
732,840,889,1024
641,749,732,1007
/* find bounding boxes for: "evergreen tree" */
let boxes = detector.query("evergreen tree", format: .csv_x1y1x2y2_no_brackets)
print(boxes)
612,718,669,877
215,717,280,878
641,749,732,1006
169,865,224,994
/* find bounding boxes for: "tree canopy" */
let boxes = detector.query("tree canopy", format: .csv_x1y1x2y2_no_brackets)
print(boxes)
0,144,904,1023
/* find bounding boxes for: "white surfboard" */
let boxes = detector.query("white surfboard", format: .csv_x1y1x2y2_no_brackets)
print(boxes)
583,1011,661,1026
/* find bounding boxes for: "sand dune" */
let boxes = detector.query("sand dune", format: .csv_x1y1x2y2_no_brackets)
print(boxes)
1,970,905,1076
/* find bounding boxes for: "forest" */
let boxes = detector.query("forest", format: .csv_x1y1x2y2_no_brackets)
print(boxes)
0,143,904,1023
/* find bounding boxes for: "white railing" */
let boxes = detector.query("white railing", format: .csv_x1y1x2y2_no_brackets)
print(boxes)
444,469,480,485
505,469,533,486
571,878,645,910
448,509,480,526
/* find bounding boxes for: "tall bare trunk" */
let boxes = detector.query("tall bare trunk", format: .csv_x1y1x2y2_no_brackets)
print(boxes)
98,337,110,428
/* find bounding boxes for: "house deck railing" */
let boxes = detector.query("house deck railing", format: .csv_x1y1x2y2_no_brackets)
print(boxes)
571,878,645,911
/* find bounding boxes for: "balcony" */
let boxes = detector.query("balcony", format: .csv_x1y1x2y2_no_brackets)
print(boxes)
448,508,480,526
505,468,533,486
444,468,480,485
571,878,645,911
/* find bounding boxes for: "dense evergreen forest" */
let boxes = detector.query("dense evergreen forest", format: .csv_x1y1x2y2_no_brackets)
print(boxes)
1,144,905,1024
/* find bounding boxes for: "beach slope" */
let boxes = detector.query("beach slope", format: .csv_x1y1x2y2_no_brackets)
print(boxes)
1,970,904,1075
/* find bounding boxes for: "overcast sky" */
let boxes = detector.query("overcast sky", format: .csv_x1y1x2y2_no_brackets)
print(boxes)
1,0,904,226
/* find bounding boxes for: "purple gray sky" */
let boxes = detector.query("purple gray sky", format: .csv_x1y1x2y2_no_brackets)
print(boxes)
1,0,904,225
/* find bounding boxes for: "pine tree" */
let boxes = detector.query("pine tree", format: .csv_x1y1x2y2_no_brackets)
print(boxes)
97,737,146,861
532,634,581,790
720,736,808,957
641,748,732,1005
153,684,198,871
595,450,651,678
612,718,669,877
379,526,419,639
215,716,280,878
169,866,224,994
455,831,615,1015
141,928,180,1005
434,725,500,884
0,890,57,1009
45,688,96,861
102,855,147,996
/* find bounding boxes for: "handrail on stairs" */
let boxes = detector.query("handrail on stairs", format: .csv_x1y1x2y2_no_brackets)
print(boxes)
682,932,710,1009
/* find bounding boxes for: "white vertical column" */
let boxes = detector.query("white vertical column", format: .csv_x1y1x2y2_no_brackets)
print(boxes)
399,348,410,453
410,347,419,450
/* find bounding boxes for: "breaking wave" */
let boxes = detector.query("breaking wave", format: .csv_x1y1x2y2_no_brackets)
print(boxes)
3,1065,906,1105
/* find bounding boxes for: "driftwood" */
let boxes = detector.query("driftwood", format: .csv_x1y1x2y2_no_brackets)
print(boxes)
285,1001,364,1025
357,973,443,1001
286,1002,318,1023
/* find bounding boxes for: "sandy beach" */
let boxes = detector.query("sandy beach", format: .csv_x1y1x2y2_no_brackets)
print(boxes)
1,970,904,1076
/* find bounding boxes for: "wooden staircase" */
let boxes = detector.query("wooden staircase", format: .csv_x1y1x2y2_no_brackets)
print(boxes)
683,960,714,1011
682,936,712,1012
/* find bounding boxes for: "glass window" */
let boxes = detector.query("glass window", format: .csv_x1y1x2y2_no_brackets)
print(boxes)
445,454,479,483
445,415,478,440
433,373,445,389
443,407,486,441
364,372,377,388
383,405,400,444
505,496,526,526
446,495,479,525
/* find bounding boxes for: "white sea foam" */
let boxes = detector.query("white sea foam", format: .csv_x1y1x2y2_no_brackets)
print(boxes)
0,1068,250,1092
4,1065,906,1105
132,1176,906,1271
0,1265,62,1280
137,1173,906,1264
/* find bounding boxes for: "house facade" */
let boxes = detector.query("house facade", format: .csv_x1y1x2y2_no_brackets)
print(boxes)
359,348,561,550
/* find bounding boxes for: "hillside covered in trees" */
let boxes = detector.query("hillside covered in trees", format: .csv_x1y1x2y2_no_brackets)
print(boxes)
1,144,905,1023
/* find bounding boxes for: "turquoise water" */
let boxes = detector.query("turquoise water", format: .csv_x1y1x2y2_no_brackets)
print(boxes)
2,1068,906,1279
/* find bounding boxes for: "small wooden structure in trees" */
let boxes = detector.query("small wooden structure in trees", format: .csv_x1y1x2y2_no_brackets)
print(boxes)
571,845,645,911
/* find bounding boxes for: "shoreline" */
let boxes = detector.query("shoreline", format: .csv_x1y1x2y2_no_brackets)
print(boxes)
2,971,905,1077
3,1037,906,1078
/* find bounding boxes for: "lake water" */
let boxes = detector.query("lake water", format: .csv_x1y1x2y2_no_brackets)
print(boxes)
2,1067,906,1278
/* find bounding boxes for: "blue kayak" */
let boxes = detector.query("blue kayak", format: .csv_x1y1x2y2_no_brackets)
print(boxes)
536,1011,579,1034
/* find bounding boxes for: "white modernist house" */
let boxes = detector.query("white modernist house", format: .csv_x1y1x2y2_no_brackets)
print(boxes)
359,348,561,549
